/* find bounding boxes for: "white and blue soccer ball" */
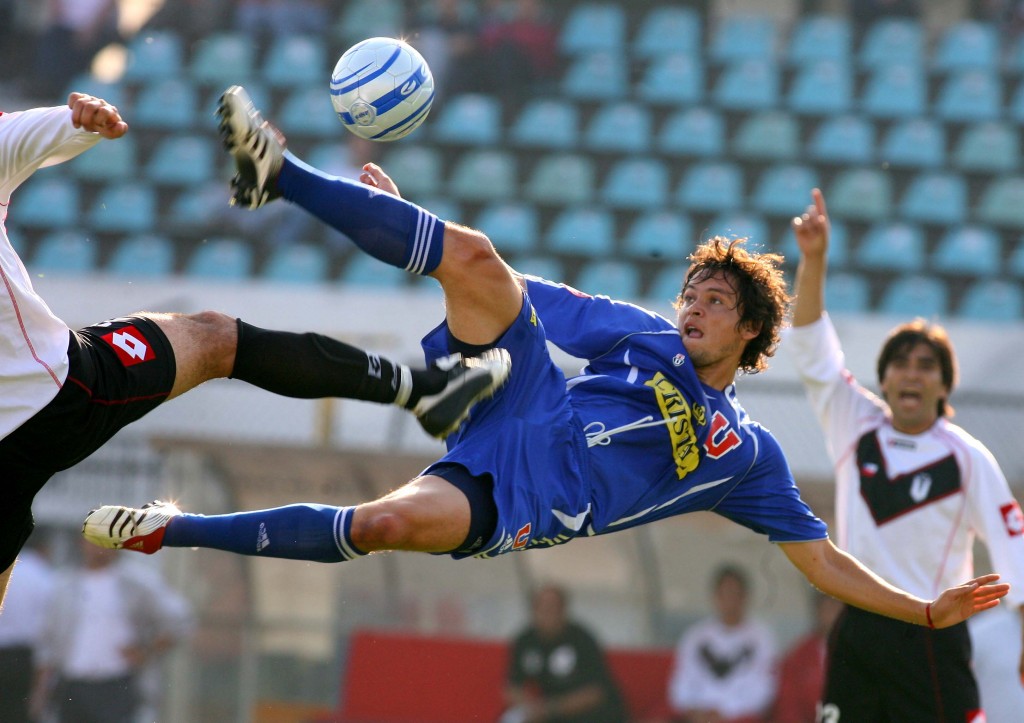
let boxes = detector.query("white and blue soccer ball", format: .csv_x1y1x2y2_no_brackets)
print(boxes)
330,37,435,142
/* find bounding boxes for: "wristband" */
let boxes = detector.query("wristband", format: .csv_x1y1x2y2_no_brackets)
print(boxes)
925,603,935,629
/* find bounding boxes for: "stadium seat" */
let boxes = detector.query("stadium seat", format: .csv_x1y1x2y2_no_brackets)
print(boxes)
511,255,565,282
583,102,652,154
637,52,703,107
132,77,199,130
379,145,443,198
61,75,127,112
958,279,1023,322
634,6,701,58
431,93,502,146
413,197,462,225
932,226,1001,277
545,207,615,257
824,271,870,314
899,172,967,225
732,111,799,162
15,176,79,229
676,162,744,213
186,237,254,280
263,34,328,88
334,0,402,46
278,85,342,138
166,182,230,233
600,157,669,210
144,134,217,187
953,122,1019,174
189,33,256,86
1010,81,1024,123
559,3,626,54
878,275,949,319
646,266,686,304
933,21,999,72
751,164,820,217
776,219,850,268
712,60,780,111
69,133,137,180
935,70,1002,123
657,107,725,158
306,141,360,179
107,234,175,278
827,168,892,222
32,230,96,274
263,243,330,284
788,59,853,116
787,16,852,64
1008,34,1024,74
808,115,874,165
856,222,925,272
977,177,1024,229
861,63,927,118
474,203,539,255
708,212,769,245
509,99,580,150
623,211,692,261
337,253,406,288
574,259,642,300
1009,244,1024,279
879,118,945,169
123,30,184,82
89,183,157,234
859,18,924,69
710,15,777,63
448,149,517,203
561,52,628,101
523,154,595,206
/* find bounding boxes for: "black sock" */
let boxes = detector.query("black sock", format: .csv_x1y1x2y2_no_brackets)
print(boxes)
231,319,413,405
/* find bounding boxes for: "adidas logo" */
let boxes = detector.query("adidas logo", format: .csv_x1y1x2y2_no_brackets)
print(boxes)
256,522,270,552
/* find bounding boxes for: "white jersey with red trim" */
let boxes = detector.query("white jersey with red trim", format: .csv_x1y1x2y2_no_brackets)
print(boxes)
789,314,1024,606
0,105,101,439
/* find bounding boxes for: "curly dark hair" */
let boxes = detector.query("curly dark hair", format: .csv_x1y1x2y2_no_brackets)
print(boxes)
672,236,790,374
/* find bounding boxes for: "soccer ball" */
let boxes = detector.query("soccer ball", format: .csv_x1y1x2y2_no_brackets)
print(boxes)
329,37,435,142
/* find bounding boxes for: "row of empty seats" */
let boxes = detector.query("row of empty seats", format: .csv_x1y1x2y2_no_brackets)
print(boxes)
22,228,1023,321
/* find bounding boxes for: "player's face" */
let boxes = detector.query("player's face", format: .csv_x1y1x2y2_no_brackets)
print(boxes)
880,342,947,434
676,271,758,387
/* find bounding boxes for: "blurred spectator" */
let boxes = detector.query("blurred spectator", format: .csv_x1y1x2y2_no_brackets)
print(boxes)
772,590,844,723
33,0,121,99
0,532,55,723
479,0,558,108
664,565,776,723
30,539,192,723
409,0,482,100
502,584,627,723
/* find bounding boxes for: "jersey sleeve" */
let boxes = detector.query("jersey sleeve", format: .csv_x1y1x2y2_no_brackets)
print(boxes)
963,441,1024,608
523,275,675,359
787,314,887,462
712,429,830,543
0,105,102,200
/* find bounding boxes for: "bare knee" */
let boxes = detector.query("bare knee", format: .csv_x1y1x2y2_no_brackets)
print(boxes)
439,226,506,283
148,310,238,397
351,510,414,551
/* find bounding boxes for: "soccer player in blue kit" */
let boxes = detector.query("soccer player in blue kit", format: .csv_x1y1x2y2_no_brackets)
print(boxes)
84,86,1009,629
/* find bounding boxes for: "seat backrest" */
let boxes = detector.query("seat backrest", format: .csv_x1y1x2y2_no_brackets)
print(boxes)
186,237,254,280
657,107,725,158
32,230,96,274
574,259,642,300
623,211,692,261
108,234,176,278
474,202,539,254
857,222,925,272
638,52,704,106
509,98,580,150
634,6,701,58
879,275,949,319
559,2,626,54
562,51,628,101
189,32,255,86
379,146,443,198
89,182,157,234
933,20,999,72
263,243,330,284
144,134,217,187
732,110,799,161
932,225,1001,277
808,115,874,165
545,207,615,256
708,212,768,246
676,161,744,213
600,157,668,210
133,77,200,130
448,149,517,203
788,15,852,64
431,93,502,146
935,70,1002,123
524,154,595,206
263,34,328,87
788,59,853,115
124,29,184,82
899,172,967,225
977,177,1024,229
825,271,870,314
861,63,926,118
859,18,924,69
879,118,945,169
952,122,1019,173
751,164,820,217
583,102,652,154
827,168,892,221
710,14,777,63
713,59,779,111
959,279,1024,321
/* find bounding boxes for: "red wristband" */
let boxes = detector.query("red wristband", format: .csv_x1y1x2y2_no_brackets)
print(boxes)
925,603,935,629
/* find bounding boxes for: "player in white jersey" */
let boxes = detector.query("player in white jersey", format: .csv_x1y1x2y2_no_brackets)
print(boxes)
790,189,1024,722
0,93,511,611
83,87,1010,638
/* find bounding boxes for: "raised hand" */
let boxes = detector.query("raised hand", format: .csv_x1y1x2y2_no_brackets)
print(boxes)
67,92,128,139
790,187,829,259
927,573,1009,629
360,163,401,197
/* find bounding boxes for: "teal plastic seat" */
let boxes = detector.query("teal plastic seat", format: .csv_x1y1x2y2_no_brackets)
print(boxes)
133,77,199,130
189,33,255,86
559,3,626,54
583,102,651,154
809,115,874,165
751,165,820,218
431,94,501,146
89,183,157,233
334,0,402,47
859,19,924,69
574,260,641,300
186,237,254,280
379,145,443,198
953,122,1019,174
338,253,406,288
788,59,853,115
856,222,925,272
932,226,1001,277
879,275,949,319
861,64,926,118
708,212,768,245
959,279,1023,321
509,99,579,150
263,34,327,88
977,177,1024,229
676,162,743,213
279,85,341,138
447,149,517,203
600,157,668,210
13,176,79,228
713,60,779,111
933,21,999,72
788,16,852,64
33,230,96,274
475,203,539,254
899,172,967,225
634,6,701,58
879,118,945,169
657,108,724,158
108,234,175,278
936,70,1001,123
562,52,628,101
144,134,216,187
263,244,330,283
732,111,799,162
545,208,614,257
825,272,870,314
827,168,892,222
512,255,565,282
637,53,703,107
124,30,184,82
623,211,692,261
523,154,595,206
710,15,777,63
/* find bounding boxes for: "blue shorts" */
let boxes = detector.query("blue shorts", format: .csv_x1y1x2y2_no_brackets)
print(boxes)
421,293,593,558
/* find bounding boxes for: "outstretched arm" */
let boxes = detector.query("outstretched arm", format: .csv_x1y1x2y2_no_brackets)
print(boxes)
790,188,829,328
780,538,1008,628
67,92,127,139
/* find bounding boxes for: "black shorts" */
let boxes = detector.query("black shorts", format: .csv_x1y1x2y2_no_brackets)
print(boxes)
822,604,980,722
0,316,175,571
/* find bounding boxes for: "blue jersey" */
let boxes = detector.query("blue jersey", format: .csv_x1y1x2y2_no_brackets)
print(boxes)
421,278,827,558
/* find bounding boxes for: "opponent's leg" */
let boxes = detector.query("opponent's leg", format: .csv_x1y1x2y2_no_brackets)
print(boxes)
217,86,524,346
82,475,473,560
144,311,509,438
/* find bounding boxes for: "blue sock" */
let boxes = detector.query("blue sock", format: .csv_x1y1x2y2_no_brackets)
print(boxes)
277,152,445,275
163,504,367,563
